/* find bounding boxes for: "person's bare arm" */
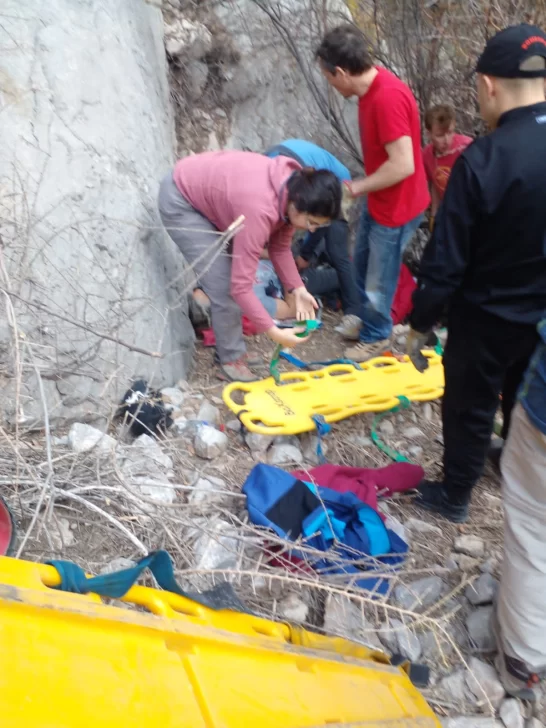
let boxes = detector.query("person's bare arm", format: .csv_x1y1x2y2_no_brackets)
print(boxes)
349,136,415,197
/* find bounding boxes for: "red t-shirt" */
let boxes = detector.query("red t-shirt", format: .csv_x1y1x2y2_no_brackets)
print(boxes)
422,133,473,200
358,67,430,227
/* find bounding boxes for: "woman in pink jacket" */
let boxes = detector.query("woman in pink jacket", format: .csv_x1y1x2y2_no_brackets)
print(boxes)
158,150,341,381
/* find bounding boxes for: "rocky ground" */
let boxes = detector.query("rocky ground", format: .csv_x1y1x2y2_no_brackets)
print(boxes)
5,309,543,727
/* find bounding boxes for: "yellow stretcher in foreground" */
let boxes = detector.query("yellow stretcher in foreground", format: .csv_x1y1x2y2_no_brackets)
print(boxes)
0,555,441,727
223,353,444,435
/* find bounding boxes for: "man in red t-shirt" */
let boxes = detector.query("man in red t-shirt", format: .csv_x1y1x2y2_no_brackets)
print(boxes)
316,24,430,361
422,104,473,223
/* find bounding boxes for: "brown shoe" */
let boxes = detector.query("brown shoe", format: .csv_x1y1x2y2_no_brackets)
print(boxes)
344,339,391,363
217,358,259,382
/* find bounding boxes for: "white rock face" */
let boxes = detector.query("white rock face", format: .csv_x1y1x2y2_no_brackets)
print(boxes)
0,0,194,428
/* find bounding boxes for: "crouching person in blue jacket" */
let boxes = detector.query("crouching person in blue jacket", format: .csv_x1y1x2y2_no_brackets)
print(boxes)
264,139,362,339
496,318,546,700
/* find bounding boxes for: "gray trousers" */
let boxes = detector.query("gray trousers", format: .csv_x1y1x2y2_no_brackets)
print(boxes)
158,173,245,363
498,403,546,672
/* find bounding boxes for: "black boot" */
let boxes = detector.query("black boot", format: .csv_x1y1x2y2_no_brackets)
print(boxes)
414,480,469,523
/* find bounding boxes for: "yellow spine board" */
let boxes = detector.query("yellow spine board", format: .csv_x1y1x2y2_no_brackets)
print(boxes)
0,556,441,728
223,353,444,435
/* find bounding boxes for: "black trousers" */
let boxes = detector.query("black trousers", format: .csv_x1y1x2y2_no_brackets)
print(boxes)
300,220,361,316
442,301,539,505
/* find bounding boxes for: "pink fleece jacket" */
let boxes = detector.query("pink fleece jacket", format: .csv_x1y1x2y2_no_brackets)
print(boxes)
173,150,304,332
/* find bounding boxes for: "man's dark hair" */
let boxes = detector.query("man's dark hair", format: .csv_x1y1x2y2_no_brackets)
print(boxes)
287,168,341,219
316,24,373,75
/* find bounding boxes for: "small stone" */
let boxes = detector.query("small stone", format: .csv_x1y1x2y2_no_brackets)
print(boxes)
192,520,238,570
176,379,192,392
194,426,228,460
423,403,433,421
379,420,395,436
445,556,459,571
323,594,383,650
420,629,455,661
480,557,498,575
49,517,75,550
131,434,174,471
353,435,372,447
267,443,303,466
457,554,481,571
465,656,505,708
245,431,274,456
408,445,423,458
100,557,136,574
211,396,223,406
52,435,69,446
454,535,486,558
171,416,188,434
68,423,117,454
385,619,421,661
197,400,221,426
466,606,495,651
160,387,186,410
438,670,471,704
131,476,176,505
226,419,241,433
465,573,498,606
500,698,525,728
393,576,444,611
300,432,328,465
188,477,224,505
405,518,442,536
278,594,308,623
402,426,425,439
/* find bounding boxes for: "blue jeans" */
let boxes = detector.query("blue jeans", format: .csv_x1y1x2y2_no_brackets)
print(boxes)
355,202,423,342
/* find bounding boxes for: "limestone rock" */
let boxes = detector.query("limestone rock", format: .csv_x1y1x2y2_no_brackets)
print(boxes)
279,594,308,623
465,656,505,709
466,606,495,652
381,619,421,662
402,427,425,439
405,518,442,536
437,670,471,704
465,573,498,606
193,520,238,570
244,431,274,457
164,18,213,59
393,576,444,611
68,423,117,454
323,594,383,650
499,698,525,728
0,0,193,427
49,517,75,550
379,420,395,436
226,419,242,433
300,432,328,465
455,535,486,558
161,387,186,411
197,400,221,426
194,426,228,460
100,557,136,574
267,443,303,466
442,719,503,728
188,477,225,505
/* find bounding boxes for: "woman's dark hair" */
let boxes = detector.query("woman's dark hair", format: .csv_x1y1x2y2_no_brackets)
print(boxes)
316,24,373,75
287,168,341,219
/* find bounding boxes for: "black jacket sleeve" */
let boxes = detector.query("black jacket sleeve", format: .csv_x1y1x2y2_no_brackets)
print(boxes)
410,157,481,333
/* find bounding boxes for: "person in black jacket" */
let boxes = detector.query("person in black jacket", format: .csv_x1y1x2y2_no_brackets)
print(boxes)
406,24,546,523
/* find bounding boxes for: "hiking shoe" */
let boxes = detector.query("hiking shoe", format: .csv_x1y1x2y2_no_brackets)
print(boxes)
492,611,545,701
344,339,391,362
413,480,469,523
217,358,258,382
335,314,363,340
213,351,263,368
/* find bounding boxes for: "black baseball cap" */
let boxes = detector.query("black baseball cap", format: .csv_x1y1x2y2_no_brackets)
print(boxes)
476,24,546,78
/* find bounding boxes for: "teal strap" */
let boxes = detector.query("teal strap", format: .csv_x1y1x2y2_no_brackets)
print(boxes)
371,396,412,463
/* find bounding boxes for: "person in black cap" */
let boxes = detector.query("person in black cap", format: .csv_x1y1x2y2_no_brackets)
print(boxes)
406,23,546,521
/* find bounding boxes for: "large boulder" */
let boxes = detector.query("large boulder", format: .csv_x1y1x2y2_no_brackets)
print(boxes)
0,0,194,427
166,0,360,168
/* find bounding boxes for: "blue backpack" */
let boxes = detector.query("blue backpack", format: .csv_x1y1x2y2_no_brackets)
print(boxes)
243,464,407,595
